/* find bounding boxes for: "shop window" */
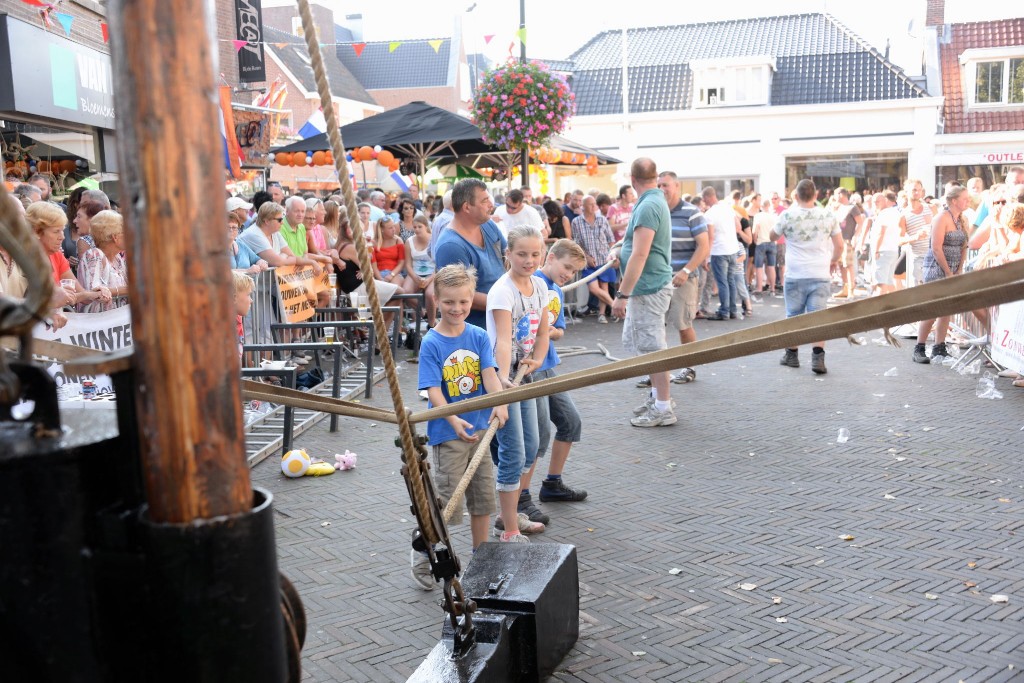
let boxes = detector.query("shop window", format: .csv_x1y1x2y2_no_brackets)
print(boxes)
692,58,773,108
962,48,1024,108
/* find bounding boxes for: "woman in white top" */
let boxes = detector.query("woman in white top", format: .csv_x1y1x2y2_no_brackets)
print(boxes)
402,215,436,326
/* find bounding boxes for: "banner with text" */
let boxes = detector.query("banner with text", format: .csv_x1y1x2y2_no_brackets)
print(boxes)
274,265,327,322
991,301,1024,374
33,306,133,392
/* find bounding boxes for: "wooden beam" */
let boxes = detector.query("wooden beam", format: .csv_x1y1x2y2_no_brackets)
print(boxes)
107,0,251,523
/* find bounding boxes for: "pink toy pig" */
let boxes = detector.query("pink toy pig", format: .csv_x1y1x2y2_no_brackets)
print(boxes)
334,450,358,470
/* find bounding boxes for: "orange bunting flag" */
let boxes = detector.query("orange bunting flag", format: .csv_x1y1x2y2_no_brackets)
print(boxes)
353,42,366,57
219,86,244,180
274,42,288,49
428,39,443,54
388,41,401,53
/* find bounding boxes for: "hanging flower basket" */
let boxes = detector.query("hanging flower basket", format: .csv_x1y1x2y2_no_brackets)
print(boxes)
471,60,575,152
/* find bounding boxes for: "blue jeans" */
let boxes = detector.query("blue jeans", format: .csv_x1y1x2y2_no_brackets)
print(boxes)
533,368,582,459
491,376,539,492
784,278,831,317
710,253,739,315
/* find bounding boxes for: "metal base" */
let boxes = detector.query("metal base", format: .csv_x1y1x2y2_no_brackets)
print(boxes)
409,543,579,682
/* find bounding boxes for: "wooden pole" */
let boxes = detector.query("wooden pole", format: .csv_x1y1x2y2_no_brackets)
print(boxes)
107,0,252,523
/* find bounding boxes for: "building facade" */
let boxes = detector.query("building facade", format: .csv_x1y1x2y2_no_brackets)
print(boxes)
549,14,943,198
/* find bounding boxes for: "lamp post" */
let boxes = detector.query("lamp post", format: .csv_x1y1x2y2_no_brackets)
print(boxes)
519,0,528,183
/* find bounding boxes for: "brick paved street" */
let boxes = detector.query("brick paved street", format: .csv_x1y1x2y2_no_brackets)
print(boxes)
251,297,1024,682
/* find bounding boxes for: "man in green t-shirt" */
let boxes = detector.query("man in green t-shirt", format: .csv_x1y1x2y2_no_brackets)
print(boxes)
610,158,676,428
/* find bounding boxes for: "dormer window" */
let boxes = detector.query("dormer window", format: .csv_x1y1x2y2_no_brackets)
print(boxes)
961,47,1024,108
691,57,775,108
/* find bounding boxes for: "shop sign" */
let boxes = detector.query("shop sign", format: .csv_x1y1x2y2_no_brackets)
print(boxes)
232,108,271,166
981,151,1024,164
806,161,866,178
0,16,115,130
235,0,267,83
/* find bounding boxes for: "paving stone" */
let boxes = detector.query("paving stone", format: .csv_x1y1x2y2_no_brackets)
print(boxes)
251,302,1024,681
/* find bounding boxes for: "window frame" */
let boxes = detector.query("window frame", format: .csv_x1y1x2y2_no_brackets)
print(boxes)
961,47,1024,109
691,57,775,109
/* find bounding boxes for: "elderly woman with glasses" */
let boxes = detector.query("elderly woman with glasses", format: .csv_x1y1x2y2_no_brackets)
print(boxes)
228,212,267,275
78,210,131,313
237,202,320,270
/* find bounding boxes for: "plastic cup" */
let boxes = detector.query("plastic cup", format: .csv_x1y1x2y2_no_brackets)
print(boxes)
328,273,337,288
60,278,77,291
324,327,335,344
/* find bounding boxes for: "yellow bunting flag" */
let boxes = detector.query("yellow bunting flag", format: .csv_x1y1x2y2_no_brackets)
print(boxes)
516,27,527,45
428,39,443,53
389,41,402,53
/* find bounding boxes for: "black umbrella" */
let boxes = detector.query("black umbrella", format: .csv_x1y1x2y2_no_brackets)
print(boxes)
272,101,494,175
272,101,619,176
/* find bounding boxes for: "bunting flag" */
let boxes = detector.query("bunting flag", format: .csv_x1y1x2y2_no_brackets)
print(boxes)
353,42,366,57
20,0,48,6
100,21,108,43
516,27,527,45
388,41,401,53
54,12,73,37
232,39,247,53
484,34,495,44
428,39,443,54
274,42,288,49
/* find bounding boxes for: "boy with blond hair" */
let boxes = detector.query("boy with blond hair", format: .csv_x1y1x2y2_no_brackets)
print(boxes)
516,239,589,526
410,264,507,589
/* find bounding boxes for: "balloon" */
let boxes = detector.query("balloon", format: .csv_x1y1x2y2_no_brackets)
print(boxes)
274,152,289,166
294,154,308,167
312,151,326,166
305,155,313,165
267,153,276,164
38,161,49,173
60,160,77,173
324,151,333,165
373,145,382,153
358,146,373,162
345,153,353,162
551,150,562,164
377,150,394,167
29,165,37,173
388,161,400,173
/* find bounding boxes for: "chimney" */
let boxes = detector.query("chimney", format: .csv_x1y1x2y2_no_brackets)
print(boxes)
925,0,944,27
343,13,363,42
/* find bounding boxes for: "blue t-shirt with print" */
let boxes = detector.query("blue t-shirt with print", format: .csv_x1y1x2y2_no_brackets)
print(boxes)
434,219,507,328
534,270,564,372
418,323,497,446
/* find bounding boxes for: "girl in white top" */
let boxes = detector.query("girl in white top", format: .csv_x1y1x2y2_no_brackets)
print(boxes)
403,215,437,326
485,225,550,542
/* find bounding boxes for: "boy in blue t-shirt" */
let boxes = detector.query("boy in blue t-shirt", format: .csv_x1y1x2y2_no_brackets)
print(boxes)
517,240,589,526
410,264,507,590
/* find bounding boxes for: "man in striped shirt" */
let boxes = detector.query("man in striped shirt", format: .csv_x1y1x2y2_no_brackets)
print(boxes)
658,171,709,384
898,179,934,287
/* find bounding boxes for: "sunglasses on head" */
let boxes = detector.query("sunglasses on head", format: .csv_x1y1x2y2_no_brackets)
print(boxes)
993,200,1007,206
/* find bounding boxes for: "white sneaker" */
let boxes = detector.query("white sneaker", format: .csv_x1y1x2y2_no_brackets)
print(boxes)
409,549,435,591
597,314,609,324
632,395,677,416
290,355,310,366
630,405,678,427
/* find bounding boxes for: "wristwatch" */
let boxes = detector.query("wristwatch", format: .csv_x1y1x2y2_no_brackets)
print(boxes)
682,267,692,277
617,292,630,299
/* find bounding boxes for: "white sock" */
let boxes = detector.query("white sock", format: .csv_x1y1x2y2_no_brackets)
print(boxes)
654,399,672,412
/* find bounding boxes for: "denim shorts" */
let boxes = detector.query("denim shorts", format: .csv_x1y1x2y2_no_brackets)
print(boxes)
754,242,777,268
532,368,582,459
490,375,539,492
783,278,831,317
622,284,672,355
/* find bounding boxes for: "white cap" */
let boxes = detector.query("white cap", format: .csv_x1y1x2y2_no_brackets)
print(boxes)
227,196,253,212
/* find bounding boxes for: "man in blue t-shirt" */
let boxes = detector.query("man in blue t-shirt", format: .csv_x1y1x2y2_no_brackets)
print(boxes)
658,170,710,385
433,179,507,328
610,158,676,428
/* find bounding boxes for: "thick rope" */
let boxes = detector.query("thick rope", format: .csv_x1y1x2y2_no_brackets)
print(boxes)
409,258,1024,422
561,259,614,293
441,365,528,524
296,0,436,542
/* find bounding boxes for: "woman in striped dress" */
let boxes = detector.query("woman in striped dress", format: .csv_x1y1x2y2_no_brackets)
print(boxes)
911,185,987,364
